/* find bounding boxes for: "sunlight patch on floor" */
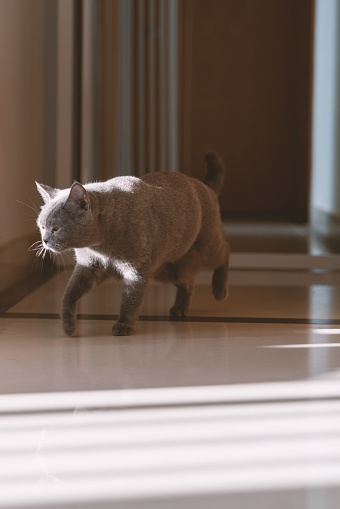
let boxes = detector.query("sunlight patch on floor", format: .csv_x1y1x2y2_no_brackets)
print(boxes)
1,381,340,507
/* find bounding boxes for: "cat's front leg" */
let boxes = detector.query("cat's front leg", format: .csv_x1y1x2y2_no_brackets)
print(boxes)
113,269,149,336
61,264,103,335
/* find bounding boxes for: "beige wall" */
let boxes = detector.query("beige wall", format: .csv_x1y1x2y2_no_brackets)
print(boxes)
0,0,46,246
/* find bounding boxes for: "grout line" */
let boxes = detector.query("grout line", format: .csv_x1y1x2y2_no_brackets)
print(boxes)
2,311,340,326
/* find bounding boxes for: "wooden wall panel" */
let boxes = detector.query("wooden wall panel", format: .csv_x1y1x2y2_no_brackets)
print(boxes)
178,0,314,221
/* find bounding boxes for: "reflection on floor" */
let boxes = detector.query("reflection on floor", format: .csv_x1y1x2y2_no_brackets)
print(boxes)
1,245,340,507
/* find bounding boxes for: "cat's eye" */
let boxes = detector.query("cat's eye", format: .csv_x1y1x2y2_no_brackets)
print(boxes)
52,227,60,233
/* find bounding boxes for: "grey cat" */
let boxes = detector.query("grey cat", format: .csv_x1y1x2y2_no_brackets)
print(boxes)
36,152,230,336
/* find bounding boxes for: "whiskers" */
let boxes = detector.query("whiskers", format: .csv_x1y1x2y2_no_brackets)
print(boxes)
28,241,73,273
17,198,39,218
29,240,44,254
17,199,39,214
28,240,49,272
50,249,74,271
17,198,40,230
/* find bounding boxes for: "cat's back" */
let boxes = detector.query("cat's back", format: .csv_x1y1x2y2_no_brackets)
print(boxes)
84,172,208,201
83,171,218,220
141,171,209,213
141,171,196,190
141,170,219,211
141,171,213,201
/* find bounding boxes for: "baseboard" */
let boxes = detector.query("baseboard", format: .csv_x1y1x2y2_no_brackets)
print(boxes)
229,252,340,270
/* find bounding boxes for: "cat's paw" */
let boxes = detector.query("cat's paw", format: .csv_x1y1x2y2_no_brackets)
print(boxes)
112,322,134,336
212,283,228,301
61,312,76,336
170,305,185,319
212,267,229,301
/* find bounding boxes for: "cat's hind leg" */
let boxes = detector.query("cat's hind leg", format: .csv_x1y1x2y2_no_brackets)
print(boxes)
212,241,230,301
212,264,229,300
168,248,201,318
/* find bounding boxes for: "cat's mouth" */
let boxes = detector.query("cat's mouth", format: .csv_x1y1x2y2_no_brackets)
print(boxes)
43,242,64,254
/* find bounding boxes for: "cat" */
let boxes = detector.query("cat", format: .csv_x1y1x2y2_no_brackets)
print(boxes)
36,152,230,336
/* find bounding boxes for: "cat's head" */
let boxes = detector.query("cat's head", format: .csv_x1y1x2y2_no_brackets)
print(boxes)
36,182,97,253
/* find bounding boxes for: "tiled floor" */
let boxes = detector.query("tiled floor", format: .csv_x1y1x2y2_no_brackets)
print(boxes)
1,225,340,508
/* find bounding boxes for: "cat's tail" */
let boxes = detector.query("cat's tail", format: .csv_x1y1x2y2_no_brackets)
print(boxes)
203,152,226,197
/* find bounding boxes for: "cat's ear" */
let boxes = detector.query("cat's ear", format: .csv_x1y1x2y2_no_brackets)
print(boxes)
66,182,91,211
35,182,58,204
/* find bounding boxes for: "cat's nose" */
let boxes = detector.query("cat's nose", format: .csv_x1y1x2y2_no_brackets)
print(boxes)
43,234,51,245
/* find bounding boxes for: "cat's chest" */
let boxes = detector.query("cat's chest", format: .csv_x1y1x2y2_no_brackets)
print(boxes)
75,248,139,281
75,247,110,267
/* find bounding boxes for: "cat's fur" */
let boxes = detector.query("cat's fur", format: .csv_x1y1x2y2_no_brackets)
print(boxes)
36,152,230,336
